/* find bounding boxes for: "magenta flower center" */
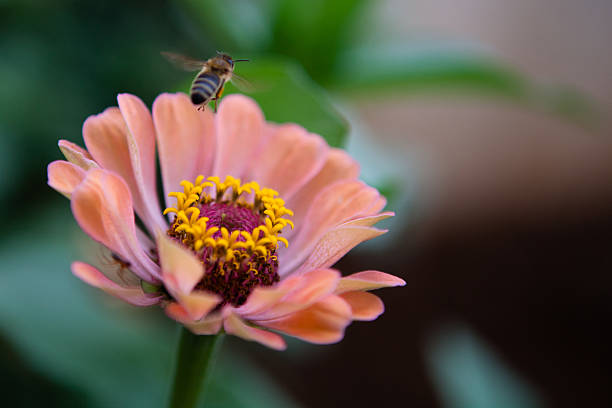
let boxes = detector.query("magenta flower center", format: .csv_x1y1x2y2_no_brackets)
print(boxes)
200,202,262,235
164,176,294,307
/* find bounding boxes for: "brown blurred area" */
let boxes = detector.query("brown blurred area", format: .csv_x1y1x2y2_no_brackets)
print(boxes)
246,1,612,407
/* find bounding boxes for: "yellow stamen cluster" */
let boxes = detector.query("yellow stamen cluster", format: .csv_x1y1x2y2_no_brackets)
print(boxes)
163,175,293,261
207,176,253,201
163,175,212,214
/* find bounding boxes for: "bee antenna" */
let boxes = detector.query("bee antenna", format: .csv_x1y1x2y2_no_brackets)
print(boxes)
234,59,249,62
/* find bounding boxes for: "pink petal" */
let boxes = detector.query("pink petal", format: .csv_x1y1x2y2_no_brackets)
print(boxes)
165,302,194,324
283,180,385,272
284,269,340,304
366,196,388,215
117,94,166,233
50,153,155,253
83,107,132,178
335,270,406,294
71,169,160,282
153,93,216,207
166,304,225,334
339,291,384,321
286,148,360,239
136,227,155,252
285,225,387,276
157,234,220,320
250,124,328,199
58,140,98,170
239,269,340,321
339,212,394,228
258,295,352,344
176,291,221,321
47,160,86,198
83,104,164,236
224,313,286,350
213,95,266,179
157,234,204,294
71,261,161,306
236,274,302,316
189,318,224,335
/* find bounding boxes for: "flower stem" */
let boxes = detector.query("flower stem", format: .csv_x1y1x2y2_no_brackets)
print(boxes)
168,327,224,408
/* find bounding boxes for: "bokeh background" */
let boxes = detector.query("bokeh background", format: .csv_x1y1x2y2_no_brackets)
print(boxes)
2,0,612,406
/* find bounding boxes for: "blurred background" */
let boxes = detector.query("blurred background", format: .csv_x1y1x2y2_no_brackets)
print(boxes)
2,0,612,406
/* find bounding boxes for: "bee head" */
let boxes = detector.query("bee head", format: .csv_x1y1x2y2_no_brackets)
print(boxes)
216,51,249,67
216,52,235,67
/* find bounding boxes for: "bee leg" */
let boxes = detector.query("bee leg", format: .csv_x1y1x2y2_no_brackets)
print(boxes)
213,86,224,113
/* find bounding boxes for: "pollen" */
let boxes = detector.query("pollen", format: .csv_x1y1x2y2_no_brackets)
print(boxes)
164,175,293,306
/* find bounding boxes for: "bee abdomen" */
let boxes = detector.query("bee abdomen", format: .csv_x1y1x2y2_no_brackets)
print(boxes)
195,72,221,88
191,72,221,105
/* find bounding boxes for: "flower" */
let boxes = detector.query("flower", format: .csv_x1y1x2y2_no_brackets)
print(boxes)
47,93,405,350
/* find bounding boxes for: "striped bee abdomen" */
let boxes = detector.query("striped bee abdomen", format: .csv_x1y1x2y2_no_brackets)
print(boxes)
191,72,221,105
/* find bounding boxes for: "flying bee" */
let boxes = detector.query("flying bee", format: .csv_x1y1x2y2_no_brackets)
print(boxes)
161,51,249,112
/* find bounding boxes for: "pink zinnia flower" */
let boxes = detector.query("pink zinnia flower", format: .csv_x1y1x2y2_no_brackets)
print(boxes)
47,93,405,350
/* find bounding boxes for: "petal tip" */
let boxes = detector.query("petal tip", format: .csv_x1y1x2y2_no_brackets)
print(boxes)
218,94,262,116
117,93,147,110
117,92,137,100
157,233,205,295
153,92,184,105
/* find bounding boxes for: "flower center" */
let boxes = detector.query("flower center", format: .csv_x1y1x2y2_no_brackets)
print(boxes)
163,175,294,307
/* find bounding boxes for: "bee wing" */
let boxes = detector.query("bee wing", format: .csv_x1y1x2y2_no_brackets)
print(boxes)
229,73,255,93
161,51,206,72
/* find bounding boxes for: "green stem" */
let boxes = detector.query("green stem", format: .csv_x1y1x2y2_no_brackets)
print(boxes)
168,327,224,408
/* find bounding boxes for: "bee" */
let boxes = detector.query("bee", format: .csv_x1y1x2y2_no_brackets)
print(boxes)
162,51,249,111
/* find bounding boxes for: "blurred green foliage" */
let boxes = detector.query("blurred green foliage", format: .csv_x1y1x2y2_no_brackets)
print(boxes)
269,0,368,82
